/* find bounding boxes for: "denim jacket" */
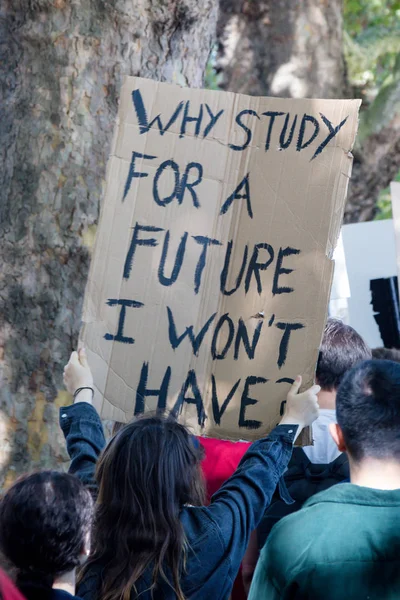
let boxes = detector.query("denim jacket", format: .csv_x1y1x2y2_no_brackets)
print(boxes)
18,586,82,600
60,402,296,600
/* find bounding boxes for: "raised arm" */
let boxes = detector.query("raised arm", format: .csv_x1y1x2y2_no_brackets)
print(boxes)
59,349,106,496
202,377,320,579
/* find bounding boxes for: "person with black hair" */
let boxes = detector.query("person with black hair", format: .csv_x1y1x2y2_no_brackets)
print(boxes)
254,318,371,556
0,471,93,600
249,359,400,600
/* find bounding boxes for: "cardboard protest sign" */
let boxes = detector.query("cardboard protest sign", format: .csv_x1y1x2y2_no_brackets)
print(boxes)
81,77,360,441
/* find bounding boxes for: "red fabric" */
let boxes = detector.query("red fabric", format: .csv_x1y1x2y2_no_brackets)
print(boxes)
0,570,26,600
199,437,251,502
199,437,252,599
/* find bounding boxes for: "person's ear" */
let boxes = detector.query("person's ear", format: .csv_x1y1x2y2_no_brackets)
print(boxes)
329,423,347,452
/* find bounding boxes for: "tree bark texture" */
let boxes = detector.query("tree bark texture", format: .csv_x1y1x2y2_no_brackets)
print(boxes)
216,0,347,98
0,0,217,486
344,60,400,222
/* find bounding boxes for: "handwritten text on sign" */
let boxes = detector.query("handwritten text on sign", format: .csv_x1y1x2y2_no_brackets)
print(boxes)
81,77,360,441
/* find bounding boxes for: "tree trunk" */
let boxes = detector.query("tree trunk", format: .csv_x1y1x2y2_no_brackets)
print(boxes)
0,0,217,486
344,59,400,222
216,0,347,98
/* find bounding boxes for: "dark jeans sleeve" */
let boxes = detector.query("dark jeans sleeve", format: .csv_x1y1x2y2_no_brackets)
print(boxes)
204,425,297,578
59,402,106,497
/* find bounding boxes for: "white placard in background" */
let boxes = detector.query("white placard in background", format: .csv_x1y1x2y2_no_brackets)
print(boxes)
340,219,397,348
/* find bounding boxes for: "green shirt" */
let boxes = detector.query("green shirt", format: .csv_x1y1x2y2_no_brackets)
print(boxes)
249,483,400,600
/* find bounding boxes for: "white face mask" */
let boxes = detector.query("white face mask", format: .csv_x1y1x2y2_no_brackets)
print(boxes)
303,409,342,464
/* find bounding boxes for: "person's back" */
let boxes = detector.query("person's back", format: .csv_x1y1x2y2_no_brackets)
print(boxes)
61,348,319,600
75,410,306,600
250,359,400,600
257,318,371,549
0,471,93,600
257,447,348,546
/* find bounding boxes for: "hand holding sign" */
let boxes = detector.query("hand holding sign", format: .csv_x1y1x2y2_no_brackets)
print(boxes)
63,349,93,402
280,376,320,440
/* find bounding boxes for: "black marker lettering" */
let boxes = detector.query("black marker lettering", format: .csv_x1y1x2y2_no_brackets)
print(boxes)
245,243,275,294
279,113,298,149
123,150,157,201
104,299,144,345
296,114,320,152
167,307,216,355
276,322,304,368
132,89,184,135
179,101,204,138
176,162,203,208
220,242,249,296
135,362,171,414
262,111,285,151
211,313,235,360
229,110,260,151
239,376,267,429
192,236,222,294
203,104,224,138
220,173,253,218
272,247,300,295
123,223,163,280
211,375,241,425
153,160,180,206
158,231,188,287
312,113,349,160
234,318,264,360
173,370,206,427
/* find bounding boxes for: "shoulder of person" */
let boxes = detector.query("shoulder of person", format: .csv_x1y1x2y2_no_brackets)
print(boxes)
76,564,103,600
261,488,342,577
51,590,84,600
302,481,353,509
264,484,353,571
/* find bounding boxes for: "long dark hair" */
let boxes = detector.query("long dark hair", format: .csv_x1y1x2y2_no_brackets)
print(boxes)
0,471,92,600
83,414,205,600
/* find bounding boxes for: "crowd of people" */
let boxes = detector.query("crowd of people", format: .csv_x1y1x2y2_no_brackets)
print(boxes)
0,319,400,599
